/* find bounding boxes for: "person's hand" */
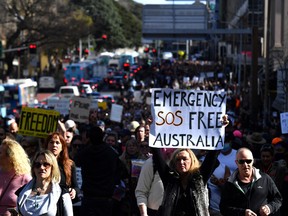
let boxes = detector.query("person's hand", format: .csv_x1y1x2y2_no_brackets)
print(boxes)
69,188,76,199
245,209,257,216
221,114,229,127
259,205,270,216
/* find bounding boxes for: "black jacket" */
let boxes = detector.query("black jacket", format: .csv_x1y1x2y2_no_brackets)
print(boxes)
74,142,120,198
220,168,282,216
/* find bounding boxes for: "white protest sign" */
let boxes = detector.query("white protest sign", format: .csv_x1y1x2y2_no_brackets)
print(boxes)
47,98,70,116
69,97,91,123
134,91,142,103
280,112,288,134
110,104,123,123
149,88,227,150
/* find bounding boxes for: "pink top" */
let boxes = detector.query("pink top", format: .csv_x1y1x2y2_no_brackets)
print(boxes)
0,170,32,215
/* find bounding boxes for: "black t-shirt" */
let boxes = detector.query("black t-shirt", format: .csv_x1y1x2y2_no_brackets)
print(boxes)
237,177,252,195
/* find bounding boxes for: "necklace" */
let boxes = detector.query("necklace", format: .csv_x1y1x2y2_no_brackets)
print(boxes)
33,187,44,196
33,183,50,209
33,184,49,195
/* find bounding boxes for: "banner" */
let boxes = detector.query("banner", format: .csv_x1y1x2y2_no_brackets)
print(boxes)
19,107,60,138
149,88,227,150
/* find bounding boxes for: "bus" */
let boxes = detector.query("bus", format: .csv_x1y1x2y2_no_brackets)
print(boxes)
3,79,38,115
63,59,98,85
119,52,139,70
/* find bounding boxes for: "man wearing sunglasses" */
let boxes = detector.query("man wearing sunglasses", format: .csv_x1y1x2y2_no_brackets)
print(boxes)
220,147,282,216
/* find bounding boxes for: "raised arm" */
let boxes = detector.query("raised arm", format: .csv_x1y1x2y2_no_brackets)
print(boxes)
151,147,171,187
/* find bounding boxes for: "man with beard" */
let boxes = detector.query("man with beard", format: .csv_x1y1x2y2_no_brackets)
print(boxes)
220,148,282,216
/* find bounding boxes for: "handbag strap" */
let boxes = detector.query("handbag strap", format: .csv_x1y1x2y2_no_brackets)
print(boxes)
0,174,16,203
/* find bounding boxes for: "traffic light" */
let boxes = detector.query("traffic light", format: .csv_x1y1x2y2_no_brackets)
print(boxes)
123,62,130,71
29,44,37,54
144,47,149,53
152,48,157,56
102,34,107,40
84,48,89,55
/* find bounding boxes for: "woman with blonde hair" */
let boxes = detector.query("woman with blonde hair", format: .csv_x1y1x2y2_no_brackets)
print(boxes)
152,147,218,216
0,139,32,215
16,150,73,215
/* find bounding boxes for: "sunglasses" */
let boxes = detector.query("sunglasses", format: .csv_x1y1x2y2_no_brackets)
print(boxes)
33,162,51,169
237,159,253,165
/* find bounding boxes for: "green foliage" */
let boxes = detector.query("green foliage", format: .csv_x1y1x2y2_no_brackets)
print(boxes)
72,0,142,50
114,1,142,48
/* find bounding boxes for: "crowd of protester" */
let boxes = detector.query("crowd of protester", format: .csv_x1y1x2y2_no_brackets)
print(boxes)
0,60,287,216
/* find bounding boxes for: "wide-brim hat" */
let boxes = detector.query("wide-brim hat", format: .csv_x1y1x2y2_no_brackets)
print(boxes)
246,132,266,145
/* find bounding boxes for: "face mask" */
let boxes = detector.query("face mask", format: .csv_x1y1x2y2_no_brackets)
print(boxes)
221,143,231,153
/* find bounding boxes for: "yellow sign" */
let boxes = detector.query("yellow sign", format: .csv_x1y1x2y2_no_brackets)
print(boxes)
98,101,108,110
19,107,60,138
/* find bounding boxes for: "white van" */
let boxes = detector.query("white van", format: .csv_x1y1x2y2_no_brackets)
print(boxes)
38,76,56,92
59,86,80,99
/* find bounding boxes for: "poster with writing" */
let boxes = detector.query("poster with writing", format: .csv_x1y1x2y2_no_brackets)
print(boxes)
69,97,91,123
18,107,60,138
149,88,227,150
280,112,288,134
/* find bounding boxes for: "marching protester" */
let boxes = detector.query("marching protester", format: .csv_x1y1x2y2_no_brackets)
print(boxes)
74,126,121,216
220,147,282,216
149,115,229,216
135,148,174,216
16,150,73,216
44,132,80,202
0,139,32,215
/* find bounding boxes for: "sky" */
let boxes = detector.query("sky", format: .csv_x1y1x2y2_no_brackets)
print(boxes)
133,0,200,5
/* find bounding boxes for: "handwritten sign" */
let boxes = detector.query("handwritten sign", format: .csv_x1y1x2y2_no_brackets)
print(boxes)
69,97,91,123
149,88,227,150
